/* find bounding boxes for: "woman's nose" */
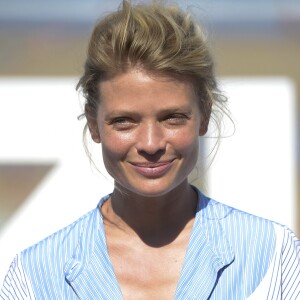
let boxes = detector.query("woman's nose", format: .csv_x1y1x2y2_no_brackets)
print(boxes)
135,122,166,155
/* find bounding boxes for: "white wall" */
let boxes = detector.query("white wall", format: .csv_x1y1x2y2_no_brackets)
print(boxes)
206,77,297,230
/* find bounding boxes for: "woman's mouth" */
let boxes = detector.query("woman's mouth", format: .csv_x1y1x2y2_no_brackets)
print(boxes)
129,160,174,178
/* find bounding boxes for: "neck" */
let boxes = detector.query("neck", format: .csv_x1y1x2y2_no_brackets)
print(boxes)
101,181,198,247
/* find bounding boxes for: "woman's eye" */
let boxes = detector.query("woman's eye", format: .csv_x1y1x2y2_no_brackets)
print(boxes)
113,117,129,124
165,114,189,125
110,117,135,130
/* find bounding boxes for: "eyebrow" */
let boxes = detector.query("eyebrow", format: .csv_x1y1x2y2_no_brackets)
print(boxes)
158,107,193,114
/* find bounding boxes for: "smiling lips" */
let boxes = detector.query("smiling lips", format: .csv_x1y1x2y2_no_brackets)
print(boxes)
130,160,175,178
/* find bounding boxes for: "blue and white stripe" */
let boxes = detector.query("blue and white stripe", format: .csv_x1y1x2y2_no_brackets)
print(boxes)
1,189,299,299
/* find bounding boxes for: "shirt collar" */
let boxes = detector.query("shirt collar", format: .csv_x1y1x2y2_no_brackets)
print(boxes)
175,189,235,299
64,194,123,299
63,189,235,299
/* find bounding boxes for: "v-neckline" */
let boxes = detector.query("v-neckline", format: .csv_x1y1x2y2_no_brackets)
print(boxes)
64,189,234,299
97,192,201,299
95,189,233,299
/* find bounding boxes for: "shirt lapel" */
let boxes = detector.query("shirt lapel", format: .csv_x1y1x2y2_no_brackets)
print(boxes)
63,190,234,300
175,191,235,300
64,196,123,300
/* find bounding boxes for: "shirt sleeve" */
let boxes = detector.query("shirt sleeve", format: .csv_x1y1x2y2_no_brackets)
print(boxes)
267,226,300,300
245,225,299,300
0,255,35,300
280,227,300,300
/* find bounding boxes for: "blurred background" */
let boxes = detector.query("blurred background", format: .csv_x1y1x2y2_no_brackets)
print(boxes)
0,0,299,276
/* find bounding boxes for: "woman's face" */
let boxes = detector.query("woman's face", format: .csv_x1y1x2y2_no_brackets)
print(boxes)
88,69,208,197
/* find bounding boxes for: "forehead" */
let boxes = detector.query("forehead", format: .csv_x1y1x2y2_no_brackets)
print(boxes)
98,69,197,110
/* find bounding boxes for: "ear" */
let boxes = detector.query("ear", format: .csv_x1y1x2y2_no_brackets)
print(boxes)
87,118,101,143
199,117,209,136
199,104,211,136
85,105,101,143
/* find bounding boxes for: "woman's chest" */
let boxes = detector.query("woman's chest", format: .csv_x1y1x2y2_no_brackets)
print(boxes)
107,238,188,300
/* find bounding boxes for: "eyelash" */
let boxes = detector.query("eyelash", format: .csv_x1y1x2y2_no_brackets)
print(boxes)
112,117,131,124
164,114,189,124
109,117,136,130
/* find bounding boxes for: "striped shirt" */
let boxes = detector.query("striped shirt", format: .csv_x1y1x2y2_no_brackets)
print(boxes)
1,189,300,299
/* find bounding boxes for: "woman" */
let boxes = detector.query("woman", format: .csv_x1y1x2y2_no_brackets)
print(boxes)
1,1,299,299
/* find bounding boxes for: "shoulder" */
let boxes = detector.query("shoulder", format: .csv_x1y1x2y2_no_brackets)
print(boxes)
202,194,299,251
21,206,98,262
20,194,110,260
196,191,279,264
20,199,105,282
206,195,299,248
199,192,279,236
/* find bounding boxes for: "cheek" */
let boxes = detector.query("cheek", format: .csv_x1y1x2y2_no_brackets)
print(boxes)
100,131,134,160
181,135,200,174
171,130,199,155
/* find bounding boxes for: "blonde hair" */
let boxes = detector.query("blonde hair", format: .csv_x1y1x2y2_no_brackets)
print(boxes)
77,0,227,141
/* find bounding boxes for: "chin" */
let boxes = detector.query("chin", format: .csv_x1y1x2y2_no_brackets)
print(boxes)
114,177,188,198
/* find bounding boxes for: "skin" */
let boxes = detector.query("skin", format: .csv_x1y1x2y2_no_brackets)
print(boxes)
87,68,209,299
